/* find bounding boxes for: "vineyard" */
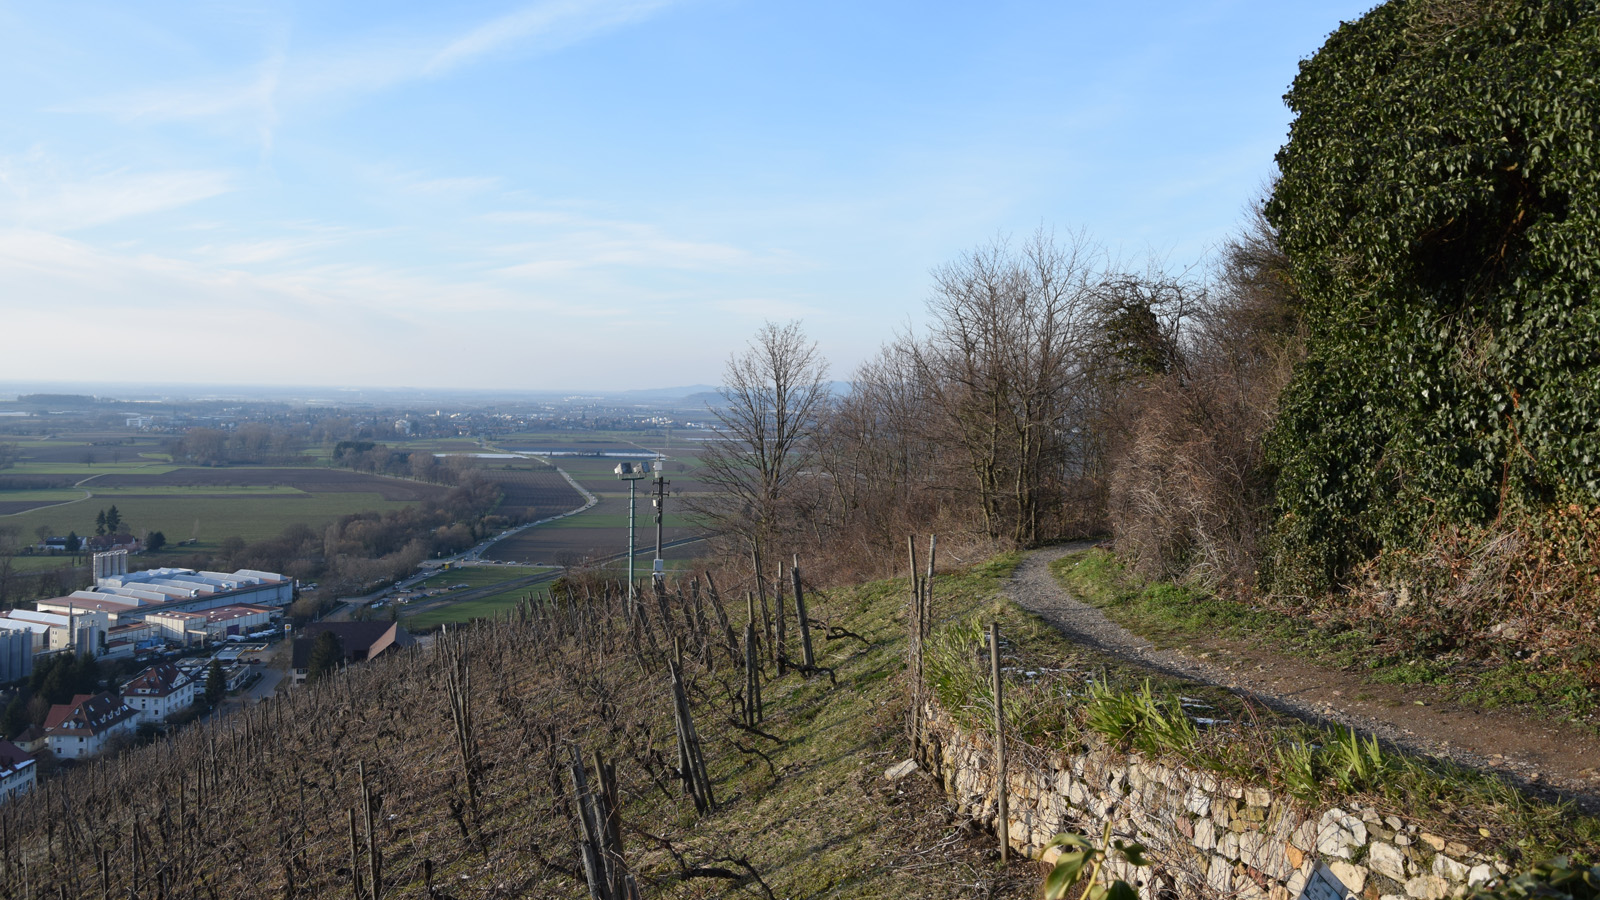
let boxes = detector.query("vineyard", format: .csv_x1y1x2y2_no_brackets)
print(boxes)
0,554,1030,900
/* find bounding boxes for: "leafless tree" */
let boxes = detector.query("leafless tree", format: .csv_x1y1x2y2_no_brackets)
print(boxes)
691,321,830,559
911,229,1103,546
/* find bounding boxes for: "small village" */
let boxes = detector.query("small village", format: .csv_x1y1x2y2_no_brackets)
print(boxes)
0,548,413,806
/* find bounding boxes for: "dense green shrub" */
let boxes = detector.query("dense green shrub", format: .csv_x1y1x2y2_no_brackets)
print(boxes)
1264,0,1600,595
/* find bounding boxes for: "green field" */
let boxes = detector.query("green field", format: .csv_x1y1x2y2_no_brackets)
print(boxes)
4,461,181,477
5,555,86,574
413,565,544,591
403,565,553,629
2,491,416,548
536,512,697,530
402,585,550,629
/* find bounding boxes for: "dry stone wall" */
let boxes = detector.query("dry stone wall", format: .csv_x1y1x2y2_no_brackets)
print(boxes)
919,704,1510,900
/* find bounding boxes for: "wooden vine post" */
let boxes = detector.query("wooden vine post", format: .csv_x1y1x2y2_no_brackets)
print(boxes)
792,554,814,668
743,622,763,726
570,747,639,900
669,645,716,814
989,622,1008,863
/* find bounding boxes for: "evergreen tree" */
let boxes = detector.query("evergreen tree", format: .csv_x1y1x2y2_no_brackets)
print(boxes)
94,510,106,537
204,659,225,705
104,505,121,534
306,631,343,684
2,694,27,739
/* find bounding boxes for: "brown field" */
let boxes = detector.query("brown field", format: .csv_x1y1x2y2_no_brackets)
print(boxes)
473,464,586,520
90,467,449,502
0,499,60,515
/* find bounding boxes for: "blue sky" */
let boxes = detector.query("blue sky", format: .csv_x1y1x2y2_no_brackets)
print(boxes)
0,1,1375,391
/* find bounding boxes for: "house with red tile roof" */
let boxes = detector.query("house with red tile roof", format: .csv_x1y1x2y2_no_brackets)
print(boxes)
120,662,197,724
0,740,34,804
43,692,138,760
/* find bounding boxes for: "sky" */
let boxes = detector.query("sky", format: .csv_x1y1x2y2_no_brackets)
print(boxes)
0,0,1377,392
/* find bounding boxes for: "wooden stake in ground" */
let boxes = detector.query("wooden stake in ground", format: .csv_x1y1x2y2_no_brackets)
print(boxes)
569,747,638,900
792,555,814,668
753,547,777,674
743,622,762,726
906,535,924,755
989,622,1008,863
669,655,716,814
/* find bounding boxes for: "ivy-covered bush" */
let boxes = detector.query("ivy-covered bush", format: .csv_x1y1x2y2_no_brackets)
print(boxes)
1263,0,1600,595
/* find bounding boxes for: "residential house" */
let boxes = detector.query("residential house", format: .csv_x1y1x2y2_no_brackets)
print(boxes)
120,662,197,725
291,621,414,684
43,693,139,760
10,725,47,755
0,741,35,803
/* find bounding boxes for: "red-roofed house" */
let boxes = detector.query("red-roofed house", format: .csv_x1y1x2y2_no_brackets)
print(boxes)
43,693,138,759
120,662,197,724
0,740,34,804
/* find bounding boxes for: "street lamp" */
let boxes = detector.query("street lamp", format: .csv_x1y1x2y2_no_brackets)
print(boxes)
651,455,670,587
615,461,649,613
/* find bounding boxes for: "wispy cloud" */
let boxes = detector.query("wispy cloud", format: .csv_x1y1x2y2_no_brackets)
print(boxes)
426,0,674,74
0,154,231,231
68,0,683,146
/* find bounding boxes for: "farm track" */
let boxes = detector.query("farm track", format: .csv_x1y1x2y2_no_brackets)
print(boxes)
1008,545,1600,812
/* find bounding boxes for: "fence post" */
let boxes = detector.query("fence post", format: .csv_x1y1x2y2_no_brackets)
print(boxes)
989,622,1008,864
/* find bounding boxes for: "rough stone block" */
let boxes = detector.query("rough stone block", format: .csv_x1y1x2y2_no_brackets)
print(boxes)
1329,860,1369,895
1467,865,1494,887
1405,875,1449,900
1432,855,1468,883
1195,817,1218,852
1246,786,1272,807
1369,842,1409,882
1209,855,1234,894
1287,866,1310,898
1419,833,1446,852
1317,809,1368,860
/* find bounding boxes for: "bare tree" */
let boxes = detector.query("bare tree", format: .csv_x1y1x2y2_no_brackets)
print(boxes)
912,230,1102,546
692,321,830,557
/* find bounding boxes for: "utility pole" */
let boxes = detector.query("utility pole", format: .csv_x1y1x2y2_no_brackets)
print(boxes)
651,456,669,587
615,462,648,614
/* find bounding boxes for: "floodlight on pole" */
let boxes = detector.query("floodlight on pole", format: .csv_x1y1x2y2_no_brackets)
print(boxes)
615,461,649,613
651,455,669,587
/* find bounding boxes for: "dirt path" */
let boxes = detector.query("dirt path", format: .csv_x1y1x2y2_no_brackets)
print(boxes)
1007,544,1600,812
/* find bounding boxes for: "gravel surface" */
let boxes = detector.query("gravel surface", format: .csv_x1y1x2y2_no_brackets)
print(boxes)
1005,544,1600,812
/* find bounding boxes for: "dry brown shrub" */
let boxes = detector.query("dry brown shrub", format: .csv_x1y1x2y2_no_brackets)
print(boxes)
1103,206,1302,594
1329,503,1600,671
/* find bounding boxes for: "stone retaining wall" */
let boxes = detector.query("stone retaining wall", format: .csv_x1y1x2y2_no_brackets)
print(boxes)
919,704,1510,900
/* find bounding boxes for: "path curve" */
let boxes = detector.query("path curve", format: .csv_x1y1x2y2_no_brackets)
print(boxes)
1005,544,1600,812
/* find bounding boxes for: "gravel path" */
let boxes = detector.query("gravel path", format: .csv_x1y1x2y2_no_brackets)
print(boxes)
1004,544,1600,811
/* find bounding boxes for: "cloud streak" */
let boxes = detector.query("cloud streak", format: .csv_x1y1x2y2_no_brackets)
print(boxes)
0,156,232,231
69,0,683,146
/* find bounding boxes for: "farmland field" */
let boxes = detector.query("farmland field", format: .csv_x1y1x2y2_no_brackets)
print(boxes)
466,461,586,521
0,467,451,549
477,448,705,565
